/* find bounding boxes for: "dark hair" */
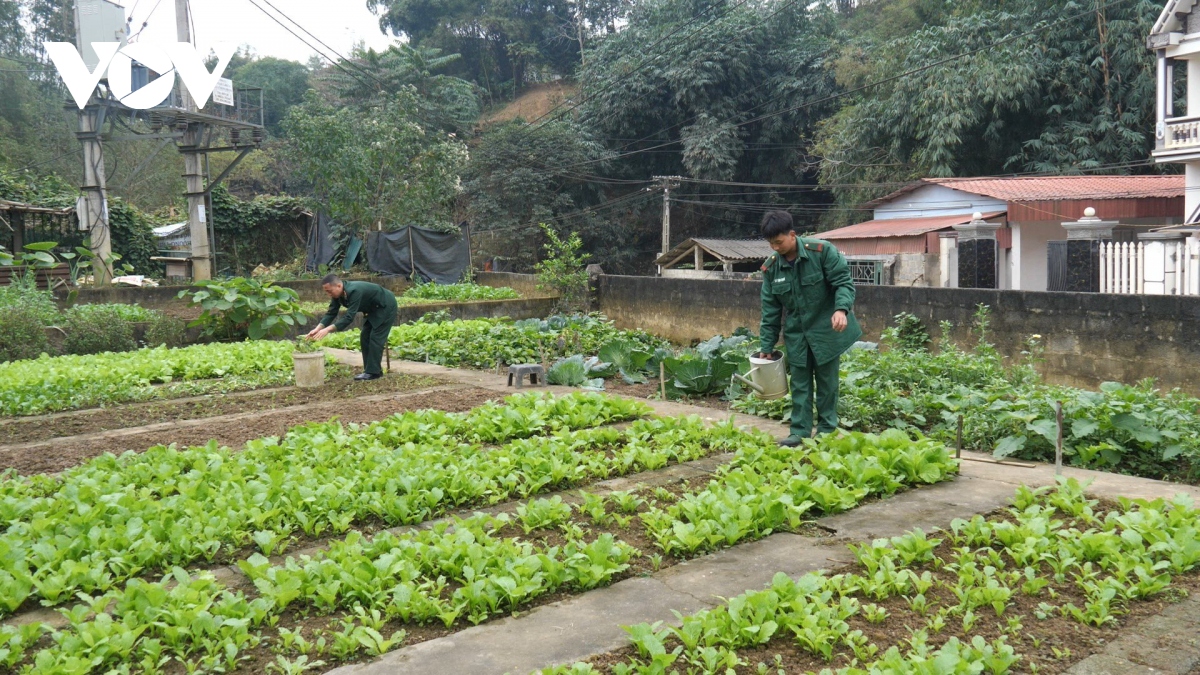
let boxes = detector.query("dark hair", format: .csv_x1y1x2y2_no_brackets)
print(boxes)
760,211,794,239
321,273,342,286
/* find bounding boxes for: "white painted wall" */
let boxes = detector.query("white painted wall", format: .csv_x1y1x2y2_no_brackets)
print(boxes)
873,185,1007,220
1010,223,1023,290
1017,222,1069,292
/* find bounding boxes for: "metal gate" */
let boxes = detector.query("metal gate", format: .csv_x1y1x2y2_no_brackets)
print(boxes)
848,259,888,285
1047,241,1068,292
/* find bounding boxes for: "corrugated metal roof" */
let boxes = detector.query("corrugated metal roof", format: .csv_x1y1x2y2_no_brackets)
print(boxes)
656,238,773,266
865,175,1184,208
820,212,1004,240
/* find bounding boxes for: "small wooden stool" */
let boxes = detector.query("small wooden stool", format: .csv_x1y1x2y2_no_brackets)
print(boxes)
507,364,546,388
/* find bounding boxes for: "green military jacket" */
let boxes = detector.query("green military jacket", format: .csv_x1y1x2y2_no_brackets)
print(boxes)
319,280,398,332
759,238,863,365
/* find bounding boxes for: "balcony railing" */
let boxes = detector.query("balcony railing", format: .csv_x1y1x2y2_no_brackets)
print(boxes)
1159,115,1200,152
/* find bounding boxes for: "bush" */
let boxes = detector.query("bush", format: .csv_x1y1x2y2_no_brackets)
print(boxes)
178,277,309,340
144,314,188,348
60,305,136,355
535,224,590,312
0,280,58,323
0,305,51,362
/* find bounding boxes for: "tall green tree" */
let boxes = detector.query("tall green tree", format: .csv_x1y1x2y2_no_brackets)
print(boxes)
813,0,1166,226
369,0,584,100
230,56,312,136
283,90,467,239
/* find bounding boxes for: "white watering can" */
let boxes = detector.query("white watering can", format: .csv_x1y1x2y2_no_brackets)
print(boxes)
732,354,788,400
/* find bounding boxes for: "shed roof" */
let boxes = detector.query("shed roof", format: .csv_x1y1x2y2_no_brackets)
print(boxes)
1152,0,1193,36
864,175,1184,208
655,238,773,266
820,212,1004,240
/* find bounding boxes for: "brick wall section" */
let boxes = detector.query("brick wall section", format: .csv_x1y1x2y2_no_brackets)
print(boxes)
595,274,1200,395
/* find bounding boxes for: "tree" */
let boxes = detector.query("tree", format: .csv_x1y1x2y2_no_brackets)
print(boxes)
464,118,652,271
282,90,467,241
325,44,480,133
369,0,585,100
812,0,1167,227
231,56,312,136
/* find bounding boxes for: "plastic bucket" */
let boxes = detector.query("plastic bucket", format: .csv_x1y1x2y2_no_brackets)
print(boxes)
738,354,788,400
293,351,326,388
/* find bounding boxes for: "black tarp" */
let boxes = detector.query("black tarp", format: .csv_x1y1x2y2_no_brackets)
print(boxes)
366,223,471,283
304,213,338,271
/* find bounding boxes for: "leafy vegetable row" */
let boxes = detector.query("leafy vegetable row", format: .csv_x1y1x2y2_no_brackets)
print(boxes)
239,513,636,627
541,478,1200,674
642,429,958,555
319,314,667,371
0,340,317,416
0,392,654,614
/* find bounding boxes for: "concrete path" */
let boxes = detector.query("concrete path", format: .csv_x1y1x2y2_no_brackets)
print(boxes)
320,355,1200,675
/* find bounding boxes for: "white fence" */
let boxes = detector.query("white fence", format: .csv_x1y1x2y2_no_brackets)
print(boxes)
1100,239,1200,295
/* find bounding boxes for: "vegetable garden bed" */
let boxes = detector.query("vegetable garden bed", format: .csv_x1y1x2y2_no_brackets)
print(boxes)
542,478,1200,675
0,341,334,417
0,371,444,448
0,392,957,674
0,382,495,477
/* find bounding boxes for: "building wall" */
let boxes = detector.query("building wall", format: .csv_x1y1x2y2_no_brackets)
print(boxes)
595,274,1200,395
872,185,1007,220
1015,221,1070,292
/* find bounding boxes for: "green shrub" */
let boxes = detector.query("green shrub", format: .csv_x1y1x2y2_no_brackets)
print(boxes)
60,305,136,355
177,277,309,340
144,314,188,348
0,280,58,323
0,306,51,362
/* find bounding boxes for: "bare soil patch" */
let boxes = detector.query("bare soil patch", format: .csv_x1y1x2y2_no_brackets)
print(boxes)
0,384,501,476
0,372,446,446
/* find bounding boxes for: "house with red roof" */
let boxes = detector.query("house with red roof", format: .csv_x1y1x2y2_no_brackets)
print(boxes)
819,175,1184,291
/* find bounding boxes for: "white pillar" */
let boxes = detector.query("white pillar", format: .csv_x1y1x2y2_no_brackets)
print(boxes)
1009,223,1022,290
1187,164,1200,224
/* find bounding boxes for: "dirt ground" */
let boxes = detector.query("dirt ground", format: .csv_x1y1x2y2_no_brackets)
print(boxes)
0,385,502,476
0,372,447,446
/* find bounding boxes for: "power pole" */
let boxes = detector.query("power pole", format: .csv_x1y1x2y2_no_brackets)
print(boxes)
71,0,115,284
78,106,112,284
653,175,681,276
175,0,212,279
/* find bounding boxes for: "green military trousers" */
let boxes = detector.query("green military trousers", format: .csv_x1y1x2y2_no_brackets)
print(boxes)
359,306,396,376
788,347,840,439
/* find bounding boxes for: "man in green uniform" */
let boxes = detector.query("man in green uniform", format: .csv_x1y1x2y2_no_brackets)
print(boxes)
756,211,862,446
305,274,398,380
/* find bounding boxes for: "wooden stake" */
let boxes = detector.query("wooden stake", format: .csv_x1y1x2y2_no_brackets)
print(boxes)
1055,400,1064,476
659,361,667,400
956,414,963,459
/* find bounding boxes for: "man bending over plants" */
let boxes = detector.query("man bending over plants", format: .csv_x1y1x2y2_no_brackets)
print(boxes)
306,274,398,380
756,210,861,446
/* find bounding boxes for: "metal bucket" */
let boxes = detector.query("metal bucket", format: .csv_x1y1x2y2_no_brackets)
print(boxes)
732,354,788,400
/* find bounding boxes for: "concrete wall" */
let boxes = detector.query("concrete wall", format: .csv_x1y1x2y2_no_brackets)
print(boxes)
595,274,1200,395
58,276,413,309
475,272,549,297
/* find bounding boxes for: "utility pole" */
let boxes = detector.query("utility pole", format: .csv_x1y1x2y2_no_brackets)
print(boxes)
653,175,681,276
71,0,115,284
78,106,113,284
175,0,212,279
